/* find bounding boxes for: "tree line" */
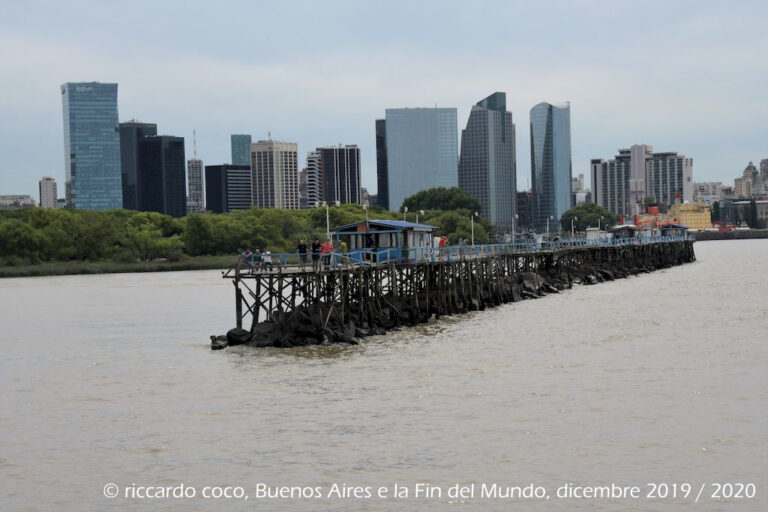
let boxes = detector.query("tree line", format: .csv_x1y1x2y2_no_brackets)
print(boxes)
0,202,492,266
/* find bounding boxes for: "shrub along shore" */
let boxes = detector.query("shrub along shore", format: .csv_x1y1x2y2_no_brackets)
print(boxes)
0,204,492,278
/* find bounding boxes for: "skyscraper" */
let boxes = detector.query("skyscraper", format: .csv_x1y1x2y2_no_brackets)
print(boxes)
591,144,693,218
384,108,458,211
61,82,122,210
458,92,517,231
530,101,572,231
251,140,299,209
231,134,252,166
137,136,187,217
187,158,204,213
304,151,322,207
375,119,389,210
119,120,158,210
205,164,252,213
319,145,361,204
39,177,57,208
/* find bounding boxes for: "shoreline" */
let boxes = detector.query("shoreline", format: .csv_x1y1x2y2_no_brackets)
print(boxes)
694,229,768,241
0,255,235,278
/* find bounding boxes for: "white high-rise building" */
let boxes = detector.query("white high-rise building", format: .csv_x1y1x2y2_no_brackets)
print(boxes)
250,140,299,209
187,158,204,213
591,144,693,218
39,177,57,208
693,182,723,204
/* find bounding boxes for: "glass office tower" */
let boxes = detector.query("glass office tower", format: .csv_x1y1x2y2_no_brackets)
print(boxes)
61,82,122,210
530,102,572,231
458,92,517,232
384,108,458,212
231,134,252,166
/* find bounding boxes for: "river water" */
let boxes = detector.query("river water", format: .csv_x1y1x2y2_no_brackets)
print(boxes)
1,240,766,511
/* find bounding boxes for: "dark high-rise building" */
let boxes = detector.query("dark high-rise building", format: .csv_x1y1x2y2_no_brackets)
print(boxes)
205,164,252,213
375,119,389,210
319,145,361,204
61,82,122,210
304,151,322,207
458,92,517,232
119,121,158,210
530,102,572,231
516,190,533,231
137,136,187,217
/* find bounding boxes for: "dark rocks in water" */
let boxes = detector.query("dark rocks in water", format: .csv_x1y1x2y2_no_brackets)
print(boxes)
210,335,228,350
543,283,559,294
227,327,251,346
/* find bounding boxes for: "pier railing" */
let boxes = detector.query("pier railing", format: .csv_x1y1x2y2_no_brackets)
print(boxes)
225,235,694,276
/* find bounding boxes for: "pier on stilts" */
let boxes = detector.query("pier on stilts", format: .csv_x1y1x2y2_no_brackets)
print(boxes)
212,239,695,349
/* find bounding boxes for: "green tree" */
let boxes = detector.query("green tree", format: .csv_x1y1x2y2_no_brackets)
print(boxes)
560,203,618,233
182,214,214,255
401,187,482,213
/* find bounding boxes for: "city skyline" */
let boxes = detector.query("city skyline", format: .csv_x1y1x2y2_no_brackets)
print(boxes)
0,2,764,202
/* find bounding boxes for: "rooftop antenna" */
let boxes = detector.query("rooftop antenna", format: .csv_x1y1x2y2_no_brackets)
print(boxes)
268,131,272,141
193,129,197,158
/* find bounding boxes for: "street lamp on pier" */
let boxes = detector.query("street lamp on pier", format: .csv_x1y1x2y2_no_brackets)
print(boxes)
471,211,479,246
316,200,340,241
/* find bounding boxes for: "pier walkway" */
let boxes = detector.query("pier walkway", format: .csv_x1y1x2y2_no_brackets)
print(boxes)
216,236,696,349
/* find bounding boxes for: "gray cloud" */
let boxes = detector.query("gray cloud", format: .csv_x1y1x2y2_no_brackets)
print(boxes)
1,0,766,200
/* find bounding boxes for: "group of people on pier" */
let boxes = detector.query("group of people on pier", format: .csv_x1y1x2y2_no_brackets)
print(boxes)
239,248,274,271
239,237,351,273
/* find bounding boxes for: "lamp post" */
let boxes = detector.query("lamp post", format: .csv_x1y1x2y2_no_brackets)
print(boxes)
416,209,424,224
571,216,579,238
362,203,369,225
403,206,408,222
598,215,605,245
471,211,478,246
513,214,518,248
546,216,553,240
316,200,339,241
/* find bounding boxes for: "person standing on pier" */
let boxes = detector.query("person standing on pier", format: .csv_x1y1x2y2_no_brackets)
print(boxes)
321,238,333,269
311,238,321,272
262,249,273,272
297,239,308,271
240,248,253,270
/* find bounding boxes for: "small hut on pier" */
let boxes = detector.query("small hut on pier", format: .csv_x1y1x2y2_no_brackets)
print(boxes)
659,224,689,238
609,224,639,240
331,219,437,262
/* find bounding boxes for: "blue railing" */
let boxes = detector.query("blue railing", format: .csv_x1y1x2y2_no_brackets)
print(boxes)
231,235,693,273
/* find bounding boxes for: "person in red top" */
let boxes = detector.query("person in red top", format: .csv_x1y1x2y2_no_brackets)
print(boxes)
321,239,333,269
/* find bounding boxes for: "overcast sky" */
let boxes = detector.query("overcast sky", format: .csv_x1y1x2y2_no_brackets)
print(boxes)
1,0,766,201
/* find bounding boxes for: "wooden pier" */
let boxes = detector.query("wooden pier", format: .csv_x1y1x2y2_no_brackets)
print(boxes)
216,240,696,348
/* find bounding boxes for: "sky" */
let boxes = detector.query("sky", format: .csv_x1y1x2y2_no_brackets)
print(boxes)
1,0,766,201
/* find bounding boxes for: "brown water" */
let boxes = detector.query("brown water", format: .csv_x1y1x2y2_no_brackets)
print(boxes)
1,240,766,511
